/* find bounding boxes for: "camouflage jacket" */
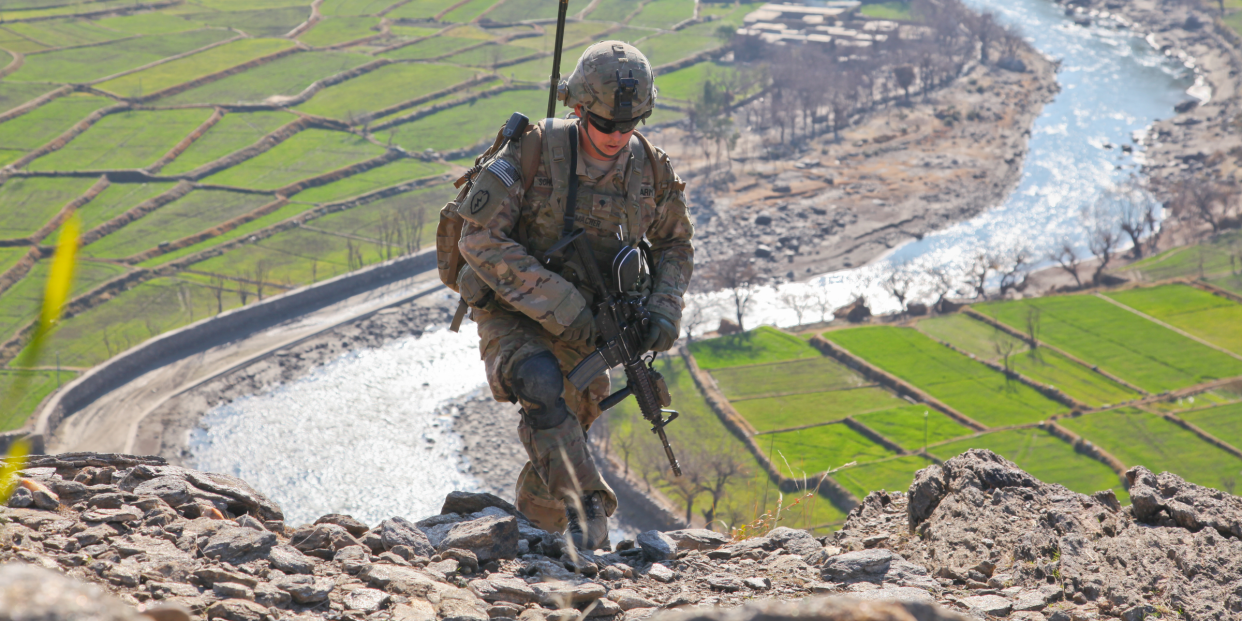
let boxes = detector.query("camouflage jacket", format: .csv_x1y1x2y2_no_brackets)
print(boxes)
455,117,694,337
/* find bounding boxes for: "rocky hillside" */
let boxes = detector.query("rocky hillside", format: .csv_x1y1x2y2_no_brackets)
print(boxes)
1,451,1239,621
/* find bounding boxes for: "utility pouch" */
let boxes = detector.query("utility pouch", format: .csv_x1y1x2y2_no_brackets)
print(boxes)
457,263,495,310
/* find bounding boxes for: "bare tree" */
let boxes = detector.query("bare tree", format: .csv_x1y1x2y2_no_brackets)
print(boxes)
707,255,762,332
1047,239,1083,288
966,251,998,299
994,338,1017,377
696,446,749,527
778,291,812,325
1169,178,1236,233
237,276,250,306
1109,179,1160,259
210,273,227,315
893,65,916,101
997,245,1032,296
924,265,958,312
253,260,272,302
881,263,916,314
1084,200,1122,287
651,442,707,525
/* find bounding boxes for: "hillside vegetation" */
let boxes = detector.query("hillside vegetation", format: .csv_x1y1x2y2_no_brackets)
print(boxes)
0,0,754,426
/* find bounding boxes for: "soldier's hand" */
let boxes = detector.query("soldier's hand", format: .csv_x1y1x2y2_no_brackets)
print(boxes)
560,306,595,343
640,315,678,352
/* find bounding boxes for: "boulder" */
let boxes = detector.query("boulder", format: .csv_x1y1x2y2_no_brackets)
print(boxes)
820,549,936,589
437,515,519,562
441,491,520,518
767,527,821,559
202,526,277,565
314,513,370,538
291,523,361,559
274,575,333,604
267,544,314,574
379,517,436,557
636,530,677,562
206,599,267,621
1127,465,1242,538
468,576,538,604
663,529,728,551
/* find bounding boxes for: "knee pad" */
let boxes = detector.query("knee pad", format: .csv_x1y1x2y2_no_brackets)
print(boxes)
512,352,571,430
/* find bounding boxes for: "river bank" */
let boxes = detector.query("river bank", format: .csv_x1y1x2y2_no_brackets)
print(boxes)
1065,0,1242,206
656,38,1059,281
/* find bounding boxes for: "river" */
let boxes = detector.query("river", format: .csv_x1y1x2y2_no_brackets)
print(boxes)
189,0,1196,526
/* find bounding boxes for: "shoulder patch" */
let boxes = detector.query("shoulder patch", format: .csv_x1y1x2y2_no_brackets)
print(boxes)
640,185,655,198
488,158,519,187
457,167,511,226
533,176,553,188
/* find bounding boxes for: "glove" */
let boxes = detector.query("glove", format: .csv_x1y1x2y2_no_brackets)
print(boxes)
640,314,678,353
560,306,595,343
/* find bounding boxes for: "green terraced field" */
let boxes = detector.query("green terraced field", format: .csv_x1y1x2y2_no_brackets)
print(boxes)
834,455,934,500
160,52,372,105
296,63,469,120
97,38,296,98
20,276,228,368
931,427,1126,499
608,356,847,532
629,0,695,28
320,0,397,16
739,387,905,432
690,326,820,370
161,111,295,175
299,17,380,47
1124,232,1241,282
0,176,97,239
1107,284,1242,356
918,313,1140,407
291,158,449,203
1061,408,1242,491
30,108,214,172
826,326,1065,427
760,422,897,477
81,191,273,260
381,36,480,61
7,29,234,83
0,248,28,276
185,185,456,284
977,295,1242,393
0,95,114,152
386,0,460,20
0,83,53,114
390,88,547,153
94,12,206,35
202,129,386,190
0,260,128,341
59,182,177,242
184,7,310,37
854,405,974,452
139,202,322,268
1180,402,1242,451
860,1,913,20
0,370,76,431
709,356,866,400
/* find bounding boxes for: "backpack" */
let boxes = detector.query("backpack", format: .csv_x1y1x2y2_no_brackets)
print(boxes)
436,117,667,328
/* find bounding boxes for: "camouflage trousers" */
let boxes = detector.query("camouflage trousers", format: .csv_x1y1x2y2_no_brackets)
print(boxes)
474,306,617,532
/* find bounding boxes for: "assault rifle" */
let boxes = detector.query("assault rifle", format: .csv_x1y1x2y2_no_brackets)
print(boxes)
545,123,682,477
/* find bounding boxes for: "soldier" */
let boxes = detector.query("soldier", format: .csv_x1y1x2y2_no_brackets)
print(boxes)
452,41,694,551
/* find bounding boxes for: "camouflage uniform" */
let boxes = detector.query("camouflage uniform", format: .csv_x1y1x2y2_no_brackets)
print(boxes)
454,42,694,533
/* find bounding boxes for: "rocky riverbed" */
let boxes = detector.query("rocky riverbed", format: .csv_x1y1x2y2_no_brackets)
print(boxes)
1070,0,1242,213
4,450,1241,620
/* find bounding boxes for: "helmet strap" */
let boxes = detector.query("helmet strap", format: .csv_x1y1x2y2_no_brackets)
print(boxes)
578,117,614,161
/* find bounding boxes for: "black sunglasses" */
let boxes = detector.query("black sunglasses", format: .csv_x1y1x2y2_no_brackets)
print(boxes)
585,111,647,135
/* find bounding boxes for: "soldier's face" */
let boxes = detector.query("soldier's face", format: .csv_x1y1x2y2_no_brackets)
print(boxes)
576,107,634,158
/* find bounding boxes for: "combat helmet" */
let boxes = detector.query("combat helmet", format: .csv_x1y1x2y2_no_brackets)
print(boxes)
558,41,657,127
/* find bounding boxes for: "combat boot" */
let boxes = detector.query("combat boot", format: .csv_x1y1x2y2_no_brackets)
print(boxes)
565,491,610,552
